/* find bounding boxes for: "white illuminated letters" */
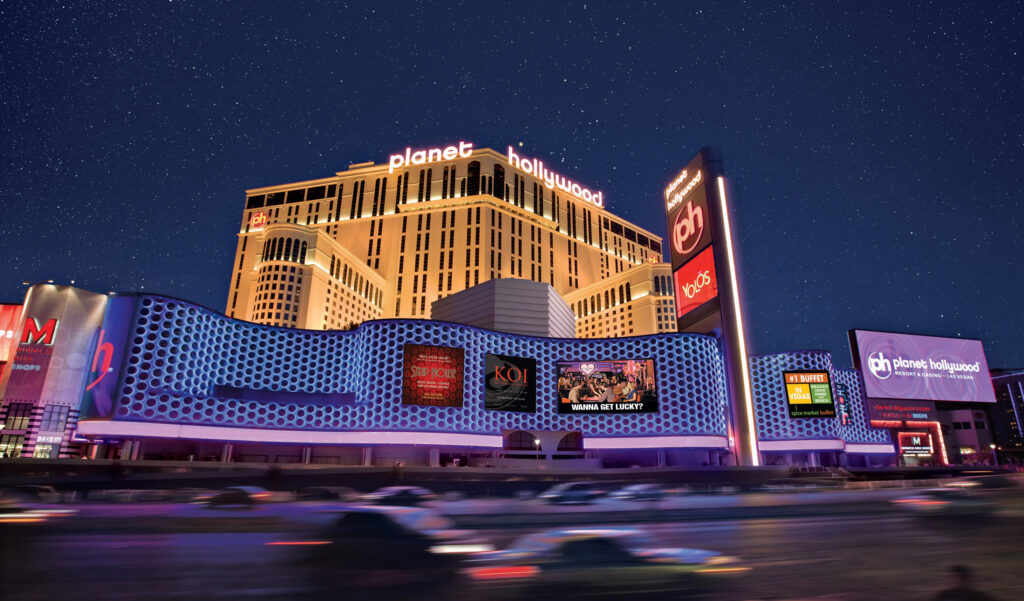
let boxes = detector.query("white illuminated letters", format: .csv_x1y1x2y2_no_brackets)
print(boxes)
389,141,473,173
507,146,604,208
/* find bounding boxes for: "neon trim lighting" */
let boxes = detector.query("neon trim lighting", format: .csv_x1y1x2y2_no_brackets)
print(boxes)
717,176,759,466
584,435,729,450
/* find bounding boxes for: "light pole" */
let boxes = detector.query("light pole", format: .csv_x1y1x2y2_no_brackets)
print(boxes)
535,438,541,469
990,444,998,467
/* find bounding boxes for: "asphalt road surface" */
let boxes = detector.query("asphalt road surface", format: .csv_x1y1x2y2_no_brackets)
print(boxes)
3,501,1023,601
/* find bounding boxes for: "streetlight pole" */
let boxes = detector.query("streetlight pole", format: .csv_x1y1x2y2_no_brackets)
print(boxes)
535,438,541,470
990,444,998,467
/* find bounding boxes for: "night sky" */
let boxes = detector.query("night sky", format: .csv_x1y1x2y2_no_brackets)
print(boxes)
2,2,1021,368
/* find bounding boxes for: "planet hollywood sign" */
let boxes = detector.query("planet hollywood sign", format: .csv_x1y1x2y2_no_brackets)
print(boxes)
386,141,604,208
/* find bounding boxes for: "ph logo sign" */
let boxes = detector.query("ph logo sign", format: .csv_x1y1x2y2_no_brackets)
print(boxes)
867,351,893,380
672,200,705,256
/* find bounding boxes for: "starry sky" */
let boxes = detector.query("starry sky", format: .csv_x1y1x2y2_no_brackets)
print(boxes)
2,2,1021,368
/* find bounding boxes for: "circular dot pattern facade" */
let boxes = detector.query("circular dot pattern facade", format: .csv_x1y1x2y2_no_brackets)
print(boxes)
111,295,730,439
748,351,891,445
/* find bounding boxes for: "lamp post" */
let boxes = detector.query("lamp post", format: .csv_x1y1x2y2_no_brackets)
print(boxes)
990,444,998,467
535,438,541,469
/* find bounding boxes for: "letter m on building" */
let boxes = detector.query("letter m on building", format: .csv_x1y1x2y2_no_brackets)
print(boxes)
21,317,58,345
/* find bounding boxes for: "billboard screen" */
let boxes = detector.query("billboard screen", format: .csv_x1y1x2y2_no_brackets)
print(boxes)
402,344,464,407
80,296,138,419
851,330,996,403
0,304,22,363
556,359,657,414
865,399,937,422
783,371,837,418
673,245,718,318
484,354,536,412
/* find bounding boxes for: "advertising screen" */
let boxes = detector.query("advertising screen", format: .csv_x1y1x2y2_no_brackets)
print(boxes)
865,399,937,422
402,344,464,407
673,245,718,318
80,296,138,418
784,371,836,418
557,359,657,414
898,432,934,457
851,330,996,403
484,354,536,412
0,304,22,363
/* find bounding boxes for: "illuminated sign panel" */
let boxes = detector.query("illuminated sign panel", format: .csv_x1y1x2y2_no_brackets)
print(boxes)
484,354,536,413
665,156,713,270
507,147,604,208
783,371,837,418
898,432,934,456
21,317,58,345
80,296,137,419
557,359,657,414
249,211,268,230
402,344,465,407
389,142,474,173
866,399,937,422
673,245,718,318
0,304,22,363
851,330,996,403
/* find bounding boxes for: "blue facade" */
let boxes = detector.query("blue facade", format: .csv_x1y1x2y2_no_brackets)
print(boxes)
95,295,729,440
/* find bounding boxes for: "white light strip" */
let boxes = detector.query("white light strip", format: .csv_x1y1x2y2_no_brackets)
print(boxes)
717,176,760,466
845,443,896,454
758,440,845,451
584,435,728,450
76,421,503,448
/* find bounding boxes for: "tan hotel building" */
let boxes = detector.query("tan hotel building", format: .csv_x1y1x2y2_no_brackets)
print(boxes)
227,143,676,338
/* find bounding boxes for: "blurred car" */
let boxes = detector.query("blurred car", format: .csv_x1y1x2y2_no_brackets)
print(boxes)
192,485,271,508
946,474,1020,490
0,496,76,524
891,488,996,517
606,483,680,502
464,527,746,599
3,485,62,504
297,486,360,501
537,481,614,505
362,486,435,505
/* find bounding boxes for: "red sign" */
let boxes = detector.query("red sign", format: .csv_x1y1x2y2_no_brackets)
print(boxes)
402,344,464,407
249,211,268,230
673,245,718,318
21,317,58,345
0,304,22,362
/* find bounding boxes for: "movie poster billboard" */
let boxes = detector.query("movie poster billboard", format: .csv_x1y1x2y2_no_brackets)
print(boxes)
557,359,657,414
783,371,836,418
484,354,536,413
402,344,464,407
850,330,996,403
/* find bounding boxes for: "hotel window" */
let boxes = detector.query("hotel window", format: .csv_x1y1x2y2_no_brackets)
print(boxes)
494,164,505,199
4,403,33,430
466,161,480,196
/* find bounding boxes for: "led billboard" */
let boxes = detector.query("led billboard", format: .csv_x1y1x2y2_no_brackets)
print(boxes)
783,371,836,418
484,354,536,413
865,399,937,422
898,432,934,457
850,330,996,403
673,245,718,318
402,344,464,407
665,155,713,270
557,359,657,414
0,304,22,363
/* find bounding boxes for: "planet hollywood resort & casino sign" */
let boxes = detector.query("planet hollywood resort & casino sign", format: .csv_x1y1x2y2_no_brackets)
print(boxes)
387,141,604,208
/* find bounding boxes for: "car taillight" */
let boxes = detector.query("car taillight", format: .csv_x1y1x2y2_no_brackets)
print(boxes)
466,566,540,581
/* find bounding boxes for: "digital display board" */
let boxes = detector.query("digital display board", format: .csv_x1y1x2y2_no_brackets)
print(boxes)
484,354,536,412
850,330,996,403
898,432,934,457
0,304,22,363
557,359,657,413
783,371,836,418
402,344,464,407
673,245,718,318
665,154,713,271
865,399,937,422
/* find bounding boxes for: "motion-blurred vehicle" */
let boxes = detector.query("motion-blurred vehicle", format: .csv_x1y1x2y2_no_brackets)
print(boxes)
3,485,62,504
946,474,1020,490
193,485,271,508
891,488,996,518
537,481,613,505
464,527,746,599
606,483,680,502
0,495,76,524
297,486,360,501
362,486,435,505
